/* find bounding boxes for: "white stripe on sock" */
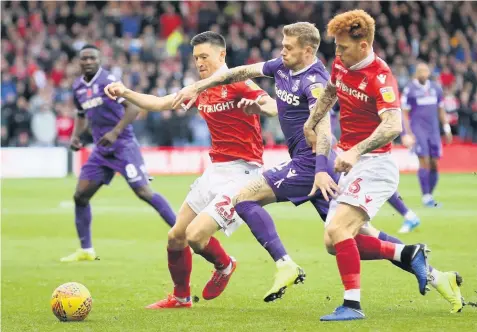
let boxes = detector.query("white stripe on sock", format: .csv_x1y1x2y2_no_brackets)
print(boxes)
393,244,405,262
344,289,361,302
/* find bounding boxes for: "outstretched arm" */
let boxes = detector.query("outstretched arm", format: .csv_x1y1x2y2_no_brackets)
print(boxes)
172,62,266,109
195,62,266,92
104,82,179,112
239,95,278,117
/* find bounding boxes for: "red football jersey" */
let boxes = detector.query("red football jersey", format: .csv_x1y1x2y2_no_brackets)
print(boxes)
330,53,401,153
194,79,267,165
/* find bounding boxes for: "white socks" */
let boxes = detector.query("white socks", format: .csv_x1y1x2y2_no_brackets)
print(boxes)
82,248,95,255
404,210,417,220
429,268,440,288
344,289,361,302
393,244,405,262
422,194,433,204
276,255,292,267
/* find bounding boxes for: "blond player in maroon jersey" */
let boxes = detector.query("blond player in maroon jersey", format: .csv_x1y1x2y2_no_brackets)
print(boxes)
304,10,431,321
104,32,278,308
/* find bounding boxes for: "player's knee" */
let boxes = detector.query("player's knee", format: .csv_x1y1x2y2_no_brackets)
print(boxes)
324,232,336,255
325,224,340,243
429,159,438,171
325,221,355,244
134,186,153,201
185,226,207,252
419,157,430,169
73,192,90,206
232,192,247,206
167,227,187,249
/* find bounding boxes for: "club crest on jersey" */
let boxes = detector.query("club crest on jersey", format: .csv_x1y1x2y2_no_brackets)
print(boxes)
292,80,300,92
358,76,368,90
86,88,93,97
307,75,316,83
93,84,99,94
310,83,324,98
380,87,396,103
377,74,387,84
221,86,228,98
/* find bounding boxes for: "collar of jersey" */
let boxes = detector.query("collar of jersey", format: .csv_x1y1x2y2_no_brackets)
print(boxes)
290,58,318,77
349,52,375,71
413,78,430,90
81,67,103,87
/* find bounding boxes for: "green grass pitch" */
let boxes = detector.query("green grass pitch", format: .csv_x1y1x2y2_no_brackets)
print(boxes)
2,174,477,331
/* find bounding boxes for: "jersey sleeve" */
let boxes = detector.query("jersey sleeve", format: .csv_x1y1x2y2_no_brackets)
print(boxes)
373,71,401,115
261,57,282,78
304,81,326,111
73,95,85,117
436,84,444,108
400,85,411,111
235,80,268,101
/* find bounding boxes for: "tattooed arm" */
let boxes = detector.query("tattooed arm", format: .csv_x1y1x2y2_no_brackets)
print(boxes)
352,109,403,155
171,62,266,109
308,113,340,201
303,82,337,148
195,62,265,93
314,113,332,157
333,109,402,174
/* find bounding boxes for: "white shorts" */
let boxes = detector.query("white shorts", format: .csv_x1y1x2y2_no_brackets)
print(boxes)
186,160,262,236
325,153,399,226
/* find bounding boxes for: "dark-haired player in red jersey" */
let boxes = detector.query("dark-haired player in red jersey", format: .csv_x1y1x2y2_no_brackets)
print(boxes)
105,31,279,308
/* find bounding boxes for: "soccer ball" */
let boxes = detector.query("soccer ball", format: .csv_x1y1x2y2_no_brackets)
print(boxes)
50,282,92,321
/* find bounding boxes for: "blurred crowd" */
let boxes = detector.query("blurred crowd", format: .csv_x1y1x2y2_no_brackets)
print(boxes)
2,1,477,148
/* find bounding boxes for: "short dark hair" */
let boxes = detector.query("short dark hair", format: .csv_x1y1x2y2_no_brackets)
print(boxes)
190,31,226,48
80,44,99,52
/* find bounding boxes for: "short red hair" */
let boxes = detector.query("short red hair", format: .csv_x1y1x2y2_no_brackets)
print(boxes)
327,10,375,44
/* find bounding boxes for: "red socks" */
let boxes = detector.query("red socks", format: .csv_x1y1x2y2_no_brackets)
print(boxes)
354,234,396,260
168,247,192,298
334,238,361,291
196,236,231,270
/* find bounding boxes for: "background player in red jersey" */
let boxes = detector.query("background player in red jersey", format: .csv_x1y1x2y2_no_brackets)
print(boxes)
104,32,277,309
304,10,430,321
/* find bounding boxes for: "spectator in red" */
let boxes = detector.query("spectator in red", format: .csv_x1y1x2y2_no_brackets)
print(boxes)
50,61,65,87
439,65,456,88
55,103,74,146
159,3,182,39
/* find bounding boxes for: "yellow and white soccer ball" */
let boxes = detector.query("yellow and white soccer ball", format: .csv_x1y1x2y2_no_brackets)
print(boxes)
50,282,92,322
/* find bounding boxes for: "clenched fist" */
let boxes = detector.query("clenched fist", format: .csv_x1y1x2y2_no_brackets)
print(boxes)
104,82,128,101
